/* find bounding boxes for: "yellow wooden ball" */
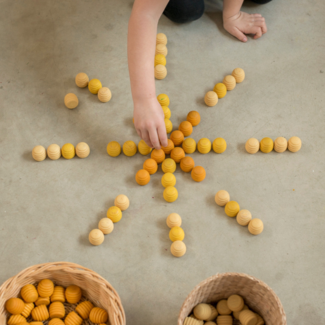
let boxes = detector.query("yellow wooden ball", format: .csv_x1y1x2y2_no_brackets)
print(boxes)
162,158,176,173
157,93,170,106
163,186,178,203
225,201,240,217
165,119,173,134
61,143,75,159
107,141,121,157
212,138,227,153
182,138,196,154
88,79,102,94
138,140,152,155
161,173,176,188
123,140,137,156
162,106,171,119
169,226,184,241
213,83,227,99
106,206,122,223
197,138,211,154
154,54,166,66
260,137,274,153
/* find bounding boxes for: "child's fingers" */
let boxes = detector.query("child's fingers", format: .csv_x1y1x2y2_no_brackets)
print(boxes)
148,127,161,150
253,27,263,39
253,13,262,18
232,27,248,42
157,124,168,148
142,129,154,148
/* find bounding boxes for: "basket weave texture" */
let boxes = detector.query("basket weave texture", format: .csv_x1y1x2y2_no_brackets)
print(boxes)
178,273,286,325
0,262,125,325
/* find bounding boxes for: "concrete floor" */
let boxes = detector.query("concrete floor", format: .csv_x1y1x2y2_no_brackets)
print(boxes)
0,0,325,324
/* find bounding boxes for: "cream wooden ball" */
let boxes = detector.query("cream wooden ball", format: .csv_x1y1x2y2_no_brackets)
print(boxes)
170,240,186,257
89,229,104,246
155,65,167,79
248,218,264,235
75,72,89,88
236,209,252,226
32,145,46,162
114,194,130,211
98,218,114,235
193,303,212,320
47,144,61,160
64,93,79,109
166,213,182,228
98,87,112,103
156,33,167,45
76,142,90,158
215,190,230,207
156,44,168,56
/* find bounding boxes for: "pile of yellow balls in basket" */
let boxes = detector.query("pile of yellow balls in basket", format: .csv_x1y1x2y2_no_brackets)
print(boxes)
5,279,108,325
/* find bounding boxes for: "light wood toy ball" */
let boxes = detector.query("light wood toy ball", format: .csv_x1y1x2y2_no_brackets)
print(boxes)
204,91,218,107
213,138,227,153
227,295,244,312
274,137,287,153
169,226,184,241
88,79,102,94
107,141,121,157
5,298,25,315
198,138,211,154
65,311,82,325
184,317,204,325
213,83,227,99
135,169,150,186
62,143,75,159
260,137,274,153
64,93,79,109
47,144,61,160
156,43,168,56
157,93,170,106
38,279,54,297
165,118,173,134
248,218,264,235
239,310,257,325
236,209,252,226
162,105,171,119
89,307,108,324
143,158,158,175
163,186,178,203
193,303,212,320
98,87,112,103
107,206,122,223
98,218,114,235
75,301,94,319
215,190,230,207
216,315,232,324
161,173,176,188
182,138,196,154
225,201,240,217
179,121,193,137
207,305,219,321
123,140,137,156
288,136,302,152
233,305,249,320
216,299,231,315
21,284,38,303
162,158,176,173
138,139,152,155
232,68,245,83
166,213,182,228
170,147,185,163
66,285,82,303
75,72,89,88
191,166,206,182
154,54,166,66
155,65,167,79
76,142,90,158
170,130,184,146
161,139,175,155
32,145,46,162
170,240,186,257
156,33,167,45
245,138,259,154
180,156,195,173
114,194,130,211
223,75,236,90
187,110,201,126
89,229,105,246
151,149,166,164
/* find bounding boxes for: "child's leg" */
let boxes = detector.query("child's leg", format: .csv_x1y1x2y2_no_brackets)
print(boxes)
163,0,205,23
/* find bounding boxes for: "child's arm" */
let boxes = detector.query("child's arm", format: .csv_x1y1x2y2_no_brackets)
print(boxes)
223,0,267,42
128,0,169,149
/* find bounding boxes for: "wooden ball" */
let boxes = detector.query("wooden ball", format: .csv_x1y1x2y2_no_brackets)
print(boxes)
180,157,195,172
64,93,79,109
193,303,212,320
98,87,112,102
65,311,83,325
198,138,211,154
255,313,265,325
248,218,264,235
165,119,173,134
38,279,54,298
170,130,184,146
89,229,104,246
75,301,94,320
154,54,166,66
89,307,108,324
35,297,50,306
76,142,90,158
61,143,75,159
5,298,25,315
155,64,167,79
32,305,49,321
239,310,257,325
123,140,137,156
170,147,185,163
232,68,245,83
233,305,249,319
98,218,114,234
204,91,218,107
157,93,170,106
213,138,227,153
179,121,193,137
183,317,204,325
49,301,65,319
223,75,236,90
106,206,122,223
216,315,232,324
227,295,244,312
151,149,166,164
156,43,168,56
65,285,82,304
47,144,61,160
49,319,65,325
187,111,201,126
215,190,230,207
161,173,176,188
143,158,158,175
164,186,178,203
245,138,259,154
205,322,217,325
236,209,252,226
138,140,152,155
166,213,182,228
216,300,231,315
114,194,130,211
107,141,121,157
161,139,174,155
88,79,102,94
162,158,176,173
156,33,167,45
32,145,46,162
8,315,26,324
274,137,287,153
21,302,34,318
206,305,219,321
170,240,186,257
182,138,196,154
51,286,65,303
75,72,89,88
260,137,274,153
135,169,150,186
162,106,171,119
213,83,227,99
169,226,184,241
191,166,206,182
21,284,39,303
225,201,240,217
288,136,301,152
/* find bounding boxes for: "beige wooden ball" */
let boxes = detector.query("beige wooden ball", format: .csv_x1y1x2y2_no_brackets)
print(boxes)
248,218,264,235
215,190,230,207
156,44,168,57
156,33,167,45
184,317,204,325
166,213,182,228
222,75,236,90
114,194,130,211
205,322,217,325
216,299,231,315
193,303,212,320
239,309,257,325
98,218,114,235
274,137,287,153
76,142,90,158
216,315,232,324
204,91,218,107
75,72,89,88
233,305,249,319
98,87,112,103
255,313,265,325
155,64,167,79
206,305,218,321
64,93,79,109
170,240,186,257
236,209,252,226
227,294,244,312
47,144,61,160
288,136,302,152
232,68,245,83
245,138,259,154
32,145,46,162
89,229,104,246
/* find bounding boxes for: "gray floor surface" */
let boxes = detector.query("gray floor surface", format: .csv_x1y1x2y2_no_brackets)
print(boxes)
0,0,325,324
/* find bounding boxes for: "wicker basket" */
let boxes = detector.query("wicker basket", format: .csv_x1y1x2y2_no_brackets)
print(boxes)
0,262,125,325
178,273,286,325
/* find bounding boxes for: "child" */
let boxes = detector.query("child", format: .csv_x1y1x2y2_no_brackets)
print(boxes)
128,0,268,149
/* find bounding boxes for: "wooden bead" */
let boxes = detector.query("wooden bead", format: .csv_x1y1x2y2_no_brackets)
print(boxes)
215,190,230,207
155,64,167,79
51,286,65,303
107,141,121,157
157,93,170,106
89,229,104,246
239,310,257,325
288,136,301,152
123,140,137,156
180,157,195,172
161,139,174,155
98,87,112,103
169,226,184,241
165,119,173,134
32,145,46,162
198,138,211,154
35,297,50,306
170,147,185,163
98,218,114,234
76,142,90,158
21,284,38,303
216,300,231,315
179,121,193,137
191,166,206,182
5,298,25,315
162,158,176,173
206,305,219,321
138,140,152,155
46,144,61,160
162,106,171,119
227,295,244,312
245,138,259,154
8,315,26,324
225,201,240,217
236,209,252,226
255,313,265,325
260,137,274,153
213,138,227,153
193,303,212,320
232,68,245,83
170,240,186,257
156,33,167,45
32,305,49,321
187,111,201,126
166,213,182,228
184,317,204,325
161,173,176,188
64,93,79,109
233,305,249,319
156,43,168,56
170,130,184,146
151,149,166,164
143,158,158,175
75,72,89,88
114,194,130,211
89,307,108,324
75,301,94,319
65,311,83,325
216,315,232,324
49,302,65,318
61,143,75,159
88,79,102,94
135,169,150,186
48,319,65,325
164,186,178,203
213,83,227,99
65,285,82,304
182,138,196,154
154,54,166,66
248,218,264,235
106,206,122,223
21,302,34,317
204,91,218,107
274,137,287,153
223,75,236,90
205,322,217,325
38,279,54,298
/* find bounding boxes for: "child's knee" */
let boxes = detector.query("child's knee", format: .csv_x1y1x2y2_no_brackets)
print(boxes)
164,1,205,24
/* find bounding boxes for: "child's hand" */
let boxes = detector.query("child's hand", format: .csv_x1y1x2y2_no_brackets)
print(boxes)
133,98,168,149
223,11,267,42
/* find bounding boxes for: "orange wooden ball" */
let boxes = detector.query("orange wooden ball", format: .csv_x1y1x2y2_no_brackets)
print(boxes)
135,169,150,185
191,166,206,182
151,149,166,164
170,147,185,163
170,130,184,146
186,111,201,126
178,121,193,137
143,158,158,175
161,139,174,155
180,157,195,172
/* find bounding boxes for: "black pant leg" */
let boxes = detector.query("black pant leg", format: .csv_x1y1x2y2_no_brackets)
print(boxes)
251,0,272,4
